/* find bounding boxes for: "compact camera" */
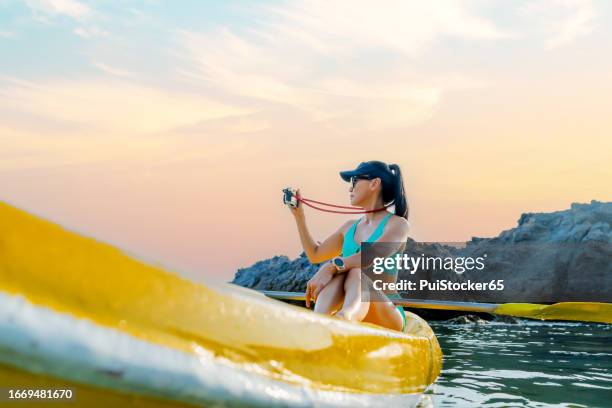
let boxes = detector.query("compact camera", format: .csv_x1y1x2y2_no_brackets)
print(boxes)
282,187,299,208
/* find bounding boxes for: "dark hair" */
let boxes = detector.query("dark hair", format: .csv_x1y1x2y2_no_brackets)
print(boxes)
367,161,409,219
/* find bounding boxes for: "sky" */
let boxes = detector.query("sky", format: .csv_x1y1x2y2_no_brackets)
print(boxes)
1,0,611,283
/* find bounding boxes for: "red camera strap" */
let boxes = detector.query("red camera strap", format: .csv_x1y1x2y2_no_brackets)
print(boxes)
296,195,392,214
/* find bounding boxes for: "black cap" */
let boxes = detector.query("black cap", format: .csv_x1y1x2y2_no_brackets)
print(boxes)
339,161,392,183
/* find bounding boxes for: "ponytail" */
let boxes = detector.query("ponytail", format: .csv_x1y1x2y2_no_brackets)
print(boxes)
356,160,409,220
388,164,409,219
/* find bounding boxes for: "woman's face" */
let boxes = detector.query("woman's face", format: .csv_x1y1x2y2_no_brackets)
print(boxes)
349,177,378,206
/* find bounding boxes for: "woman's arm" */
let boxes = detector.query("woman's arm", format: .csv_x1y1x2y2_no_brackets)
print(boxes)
290,191,353,263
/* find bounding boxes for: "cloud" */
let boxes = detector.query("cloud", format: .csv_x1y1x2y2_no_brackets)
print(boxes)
92,62,136,79
176,1,509,130
0,123,259,172
0,76,250,135
255,0,513,57
521,0,596,48
24,0,90,20
74,26,108,38
0,30,16,38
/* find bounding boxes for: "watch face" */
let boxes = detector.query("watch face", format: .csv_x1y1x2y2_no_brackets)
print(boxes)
333,258,344,268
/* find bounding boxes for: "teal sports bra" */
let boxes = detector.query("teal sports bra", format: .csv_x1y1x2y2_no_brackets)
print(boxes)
342,212,397,275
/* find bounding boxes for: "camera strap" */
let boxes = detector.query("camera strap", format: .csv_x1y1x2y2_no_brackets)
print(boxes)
296,194,393,214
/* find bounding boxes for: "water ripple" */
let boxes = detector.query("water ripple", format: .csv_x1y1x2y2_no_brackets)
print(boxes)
429,321,611,407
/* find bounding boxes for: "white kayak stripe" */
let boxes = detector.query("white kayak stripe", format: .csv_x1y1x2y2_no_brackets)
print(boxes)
0,291,427,408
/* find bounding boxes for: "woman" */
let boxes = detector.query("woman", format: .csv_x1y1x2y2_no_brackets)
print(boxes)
288,161,410,332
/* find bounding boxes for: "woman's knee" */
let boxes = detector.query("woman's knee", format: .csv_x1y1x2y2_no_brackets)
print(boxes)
313,274,345,313
343,268,362,290
344,268,361,282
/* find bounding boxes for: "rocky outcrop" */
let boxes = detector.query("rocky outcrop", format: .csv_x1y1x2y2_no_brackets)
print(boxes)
231,201,612,303
456,200,612,302
232,254,318,292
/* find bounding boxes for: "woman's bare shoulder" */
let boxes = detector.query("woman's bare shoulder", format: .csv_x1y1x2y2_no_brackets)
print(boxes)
338,218,359,234
389,214,410,231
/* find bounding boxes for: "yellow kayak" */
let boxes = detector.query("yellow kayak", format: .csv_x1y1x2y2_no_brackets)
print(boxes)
0,202,442,407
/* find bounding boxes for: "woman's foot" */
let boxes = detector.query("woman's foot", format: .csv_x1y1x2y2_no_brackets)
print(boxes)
334,310,349,320
334,307,364,321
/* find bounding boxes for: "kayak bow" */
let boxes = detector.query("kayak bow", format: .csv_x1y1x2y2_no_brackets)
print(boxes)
0,202,442,407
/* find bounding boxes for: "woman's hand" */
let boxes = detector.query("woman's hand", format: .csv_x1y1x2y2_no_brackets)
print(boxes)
305,262,336,308
288,188,305,221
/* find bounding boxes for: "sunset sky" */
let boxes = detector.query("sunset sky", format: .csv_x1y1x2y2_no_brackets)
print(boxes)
1,0,611,282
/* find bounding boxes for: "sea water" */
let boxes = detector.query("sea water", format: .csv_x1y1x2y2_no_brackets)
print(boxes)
427,321,612,407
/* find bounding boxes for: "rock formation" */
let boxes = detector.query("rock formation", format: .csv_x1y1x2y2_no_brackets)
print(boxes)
232,201,612,303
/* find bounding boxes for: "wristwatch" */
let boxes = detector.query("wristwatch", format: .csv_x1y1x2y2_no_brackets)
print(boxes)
331,256,346,272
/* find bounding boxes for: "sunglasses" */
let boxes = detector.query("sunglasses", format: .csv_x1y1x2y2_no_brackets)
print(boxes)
350,175,375,189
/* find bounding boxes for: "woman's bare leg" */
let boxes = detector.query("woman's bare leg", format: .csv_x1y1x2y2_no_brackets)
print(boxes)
361,273,404,331
362,300,404,331
337,268,370,321
339,269,404,331
313,273,345,315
